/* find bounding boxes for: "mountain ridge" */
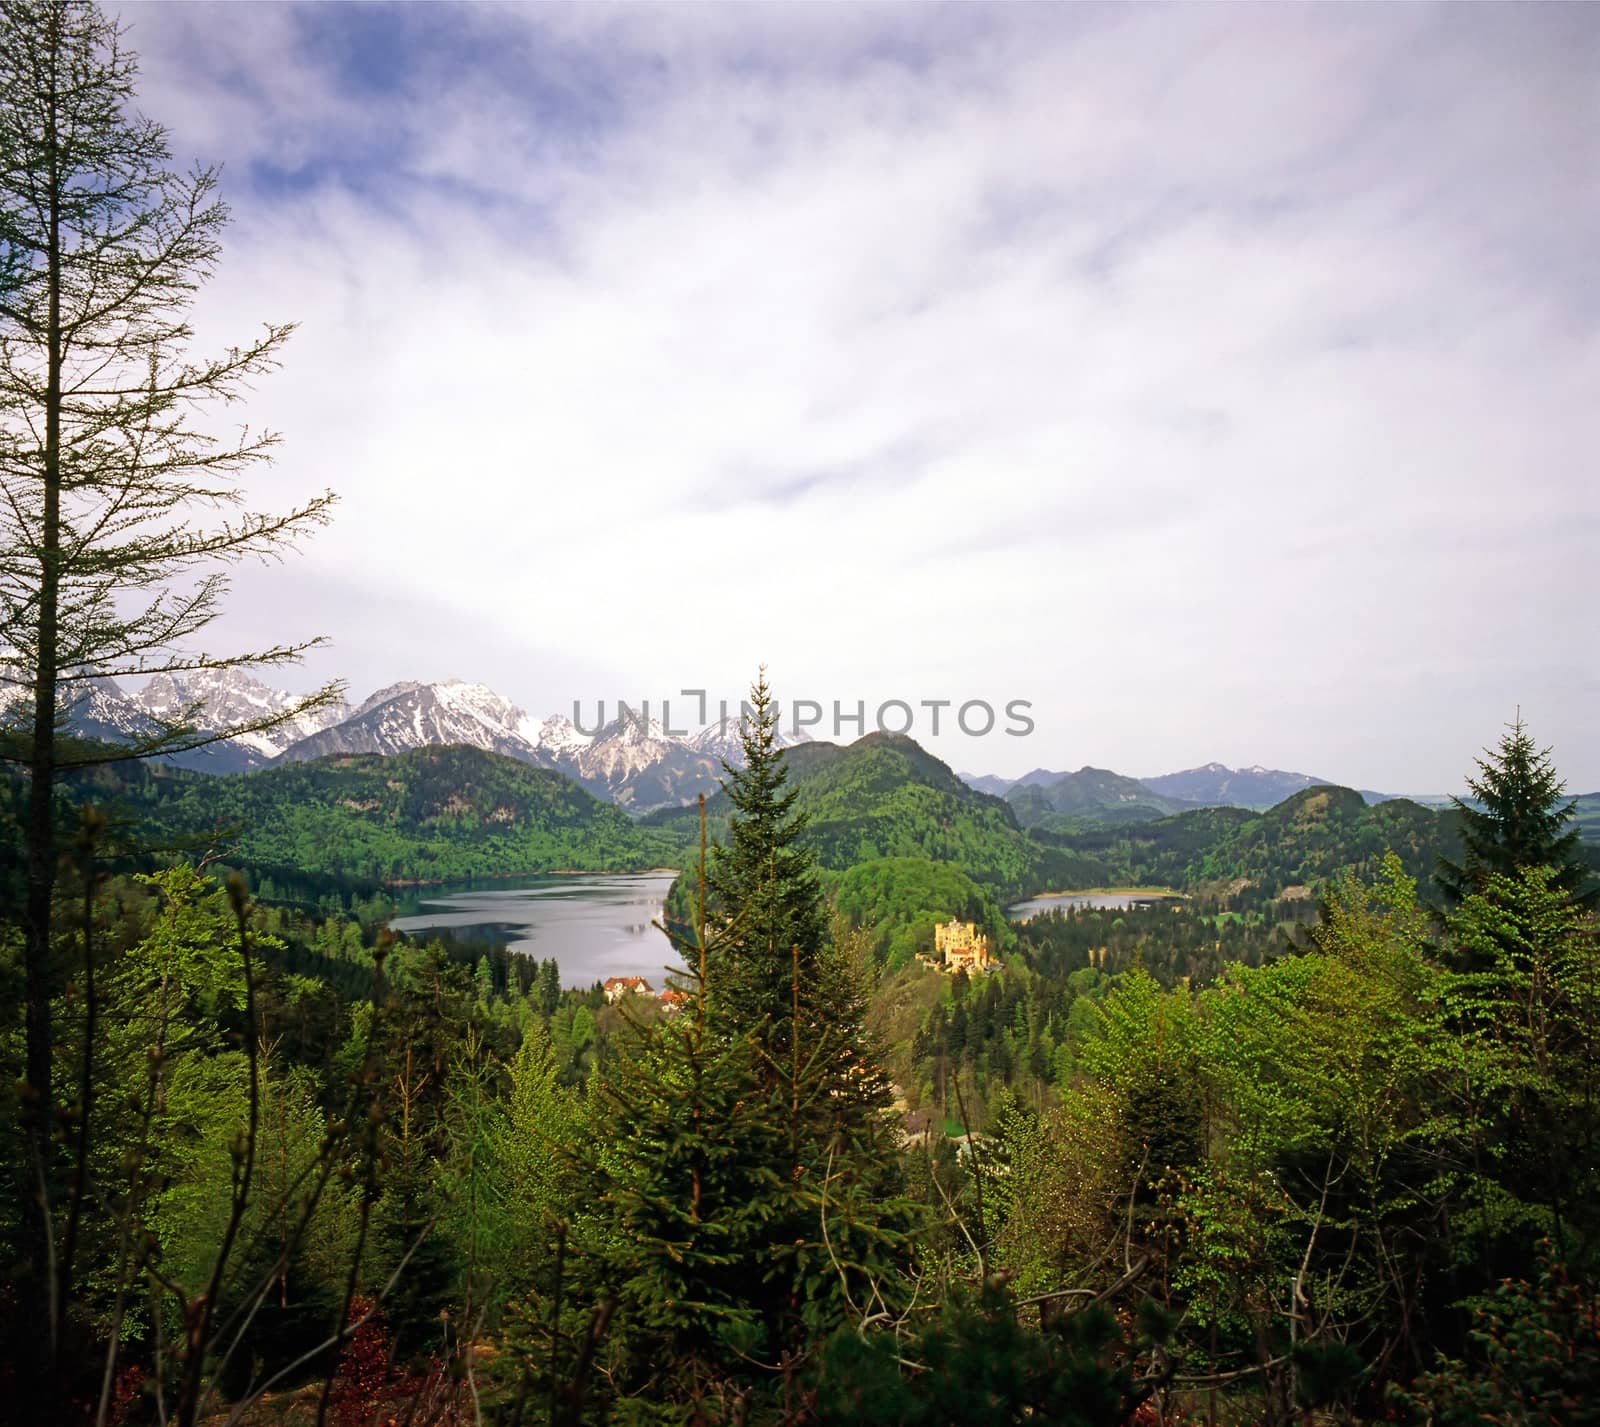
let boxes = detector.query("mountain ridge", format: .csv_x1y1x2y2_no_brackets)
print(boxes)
956,760,1451,816
39,676,1593,837
1005,766,1196,828
48,674,811,812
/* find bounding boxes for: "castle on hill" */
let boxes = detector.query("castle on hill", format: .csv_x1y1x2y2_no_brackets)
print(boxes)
925,917,995,974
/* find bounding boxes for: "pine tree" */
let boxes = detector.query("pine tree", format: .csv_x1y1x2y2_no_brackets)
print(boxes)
533,956,561,1016
704,675,916,1369
705,669,828,1048
572,742,919,1416
566,799,796,1410
1437,716,1593,907
704,672,896,1122
579,977,789,1400
0,3,338,1394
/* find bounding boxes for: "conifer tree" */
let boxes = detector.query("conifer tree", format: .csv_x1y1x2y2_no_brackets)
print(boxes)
574,757,919,1416
1437,716,1593,907
568,799,796,1409
704,672,894,1121
0,2,337,1394
705,668,827,1046
704,675,915,1366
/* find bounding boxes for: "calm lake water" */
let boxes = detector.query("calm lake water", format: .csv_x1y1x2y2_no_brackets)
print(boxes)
1006,891,1178,922
389,872,683,990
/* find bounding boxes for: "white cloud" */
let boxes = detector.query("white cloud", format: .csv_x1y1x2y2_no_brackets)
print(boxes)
119,1,1600,790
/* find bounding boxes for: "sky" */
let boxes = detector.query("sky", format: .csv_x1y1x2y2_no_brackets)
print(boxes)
121,2,1598,791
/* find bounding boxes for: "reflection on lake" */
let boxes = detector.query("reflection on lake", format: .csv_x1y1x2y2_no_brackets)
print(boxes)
1006,891,1179,922
389,873,683,990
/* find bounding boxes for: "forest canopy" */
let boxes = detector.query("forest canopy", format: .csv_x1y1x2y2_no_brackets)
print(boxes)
2,3,1597,1425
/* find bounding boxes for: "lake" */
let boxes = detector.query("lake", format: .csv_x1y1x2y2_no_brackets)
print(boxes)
389,872,684,990
1006,891,1179,921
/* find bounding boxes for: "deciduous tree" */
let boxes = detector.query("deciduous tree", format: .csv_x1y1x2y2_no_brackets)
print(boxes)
0,0,336,1398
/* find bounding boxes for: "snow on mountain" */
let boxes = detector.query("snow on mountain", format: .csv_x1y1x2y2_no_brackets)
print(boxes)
352,680,424,719
1,667,340,771
136,668,349,760
521,713,593,757
274,689,744,811
277,679,551,766
15,664,1390,820
565,707,693,803
686,716,811,768
18,664,819,813
63,676,156,744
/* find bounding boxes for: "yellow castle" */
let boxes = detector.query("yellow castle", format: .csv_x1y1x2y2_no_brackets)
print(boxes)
934,917,993,973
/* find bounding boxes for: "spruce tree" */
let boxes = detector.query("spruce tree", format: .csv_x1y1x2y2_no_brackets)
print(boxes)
705,669,827,1049
572,695,919,1416
704,672,893,1123
704,674,916,1369
1437,716,1593,907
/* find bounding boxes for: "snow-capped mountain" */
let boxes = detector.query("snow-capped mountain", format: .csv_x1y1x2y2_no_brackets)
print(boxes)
137,668,349,762
1,668,345,772
529,713,592,758
567,708,679,788
278,680,548,765
0,673,151,746
686,715,811,768
524,707,701,810
273,688,819,811
65,676,158,745
28,667,817,813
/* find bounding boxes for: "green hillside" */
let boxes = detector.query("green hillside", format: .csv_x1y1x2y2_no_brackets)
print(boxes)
646,733,1108,898
1033,785,1458,900
830,857,1013,970
16,745,681,886
1005,765,1191,828
21,737,1584,908
1572,791,1600,843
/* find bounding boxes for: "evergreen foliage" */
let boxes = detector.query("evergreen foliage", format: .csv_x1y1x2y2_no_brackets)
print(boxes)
3,695,1597,1424
1399,1248,1600,1427
1039,785,1453,898
1437,715,1593,907
8,6,1596,1421
706,671,830,1040
809,1280,1152,1426
552,680,921,1418
651,729,1109,901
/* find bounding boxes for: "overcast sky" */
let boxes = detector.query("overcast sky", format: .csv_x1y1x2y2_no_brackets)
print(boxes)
125,2,1598,790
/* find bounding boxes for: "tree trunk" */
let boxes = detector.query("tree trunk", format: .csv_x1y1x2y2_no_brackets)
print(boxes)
19,11,66,1401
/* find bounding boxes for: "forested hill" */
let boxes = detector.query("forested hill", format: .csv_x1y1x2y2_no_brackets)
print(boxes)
17,736,1586,906
11,744,681,886
1575,791,1600,842
1033,784,1462,899
1005,765,1192,827
643,732,1106,898
641,736,1499,904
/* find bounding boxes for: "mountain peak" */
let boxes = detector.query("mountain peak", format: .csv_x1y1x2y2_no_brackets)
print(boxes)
1141,762,1326,810
354,680,424,718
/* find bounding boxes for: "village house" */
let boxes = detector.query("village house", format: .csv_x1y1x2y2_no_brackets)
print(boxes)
658,989,687,1015
603,975,654,1003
